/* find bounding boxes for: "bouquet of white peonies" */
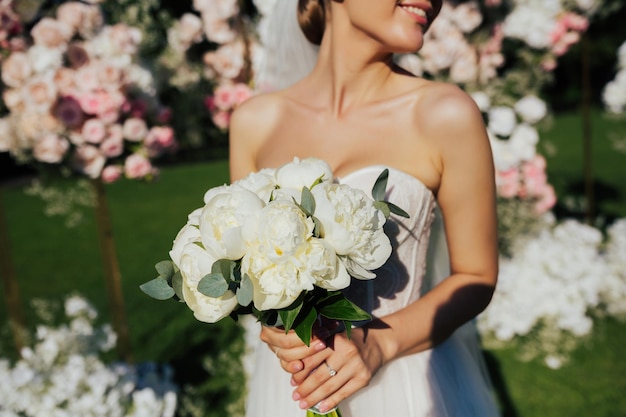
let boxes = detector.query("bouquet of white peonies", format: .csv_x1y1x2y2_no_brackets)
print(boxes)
141,157,407,345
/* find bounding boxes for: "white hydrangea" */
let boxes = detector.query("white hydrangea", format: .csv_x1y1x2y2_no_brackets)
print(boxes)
602,41,626,114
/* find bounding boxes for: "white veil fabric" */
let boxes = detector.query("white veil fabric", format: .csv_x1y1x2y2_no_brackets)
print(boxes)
255,0,319,91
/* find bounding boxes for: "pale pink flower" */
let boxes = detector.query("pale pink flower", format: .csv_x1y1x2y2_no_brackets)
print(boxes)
194,0,238,19
3,88,23,111
33,133,69,163
211,110,231,130
1,52,32,87
100,134,124,157
79,90,119,115
54,96,85,129
101,165,123,183
81,118,107,144
75,65,101,92
108,23,142,55
562,13,589,32
124,153,152,179
56,2,89,32
178,13,204,46
202,16,235,45
23,76,57,110
54,68,77,94
521,155,548,197
396,54,424,76
452,2,483,33
450,47,478,83
496,168,521,198
122,117,148,141
535,185,557,214
232,83,253,106
204,42,245,79
30,17,71,49
72,145,106,178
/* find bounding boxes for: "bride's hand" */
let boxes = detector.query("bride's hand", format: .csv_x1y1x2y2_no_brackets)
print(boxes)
290,327,386,413
259,325,330,374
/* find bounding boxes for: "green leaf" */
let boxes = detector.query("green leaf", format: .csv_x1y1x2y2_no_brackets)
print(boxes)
310,174,326,189
372,169,389,201
373,201,391,219
279,303,303,332
155,260,175,280
140,277,175,300
312,215,323,238
237,274,253,306
197,273,229,297
300,186,316,216
319,296,371,322
293,307,318,346
388,202,410,218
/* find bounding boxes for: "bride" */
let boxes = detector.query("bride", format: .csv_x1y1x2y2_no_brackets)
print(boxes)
229,0,501,416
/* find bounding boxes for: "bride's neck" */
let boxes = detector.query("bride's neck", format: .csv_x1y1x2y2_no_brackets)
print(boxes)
310,24,396,117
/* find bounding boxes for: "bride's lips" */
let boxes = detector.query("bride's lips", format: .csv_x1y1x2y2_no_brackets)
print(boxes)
397,2,432,26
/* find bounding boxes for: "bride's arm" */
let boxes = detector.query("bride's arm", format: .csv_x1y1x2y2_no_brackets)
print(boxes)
263,84,499,413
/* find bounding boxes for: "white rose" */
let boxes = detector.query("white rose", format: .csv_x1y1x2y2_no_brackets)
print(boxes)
488,106,517,137
509,123,539,161
179,243,238,323
199,188,265,260
396,54,424,76
514,95,547,124
470,91,491,112
275,157,333,190
242,199,316,310
311,183,391,279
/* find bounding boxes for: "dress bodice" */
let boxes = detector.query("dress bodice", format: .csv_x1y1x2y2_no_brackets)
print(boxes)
339,166,438,317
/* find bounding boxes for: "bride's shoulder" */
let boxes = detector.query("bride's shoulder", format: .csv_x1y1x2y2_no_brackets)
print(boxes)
229,91,291,143
411,80,486,141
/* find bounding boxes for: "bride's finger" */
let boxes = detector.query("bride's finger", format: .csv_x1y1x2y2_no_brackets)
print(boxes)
290,349,331,385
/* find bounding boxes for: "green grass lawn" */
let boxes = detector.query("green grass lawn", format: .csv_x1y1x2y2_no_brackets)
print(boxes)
0,109,625,416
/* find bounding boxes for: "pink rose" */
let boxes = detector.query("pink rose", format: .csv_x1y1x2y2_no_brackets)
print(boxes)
97,62,122,88
79,90,118,115
535,185,557,214
204,96,217,112
211,110,230,130
108,24,142,55
81,118,107,144
496,168,520,198
100,134,124,158
57,2,87,31
101,165,123,183
30,17,71,48
213,83,236,110
232,83,253,106
1,52,31,87
145,126,175,157
124,153,152,179
72,145,106,178
177,13,203,46
202,16,235,44
75,65,100,92
54,96,85,129
562,13,588,32
33,133,69,163
122,117,148,141
203,42,244,79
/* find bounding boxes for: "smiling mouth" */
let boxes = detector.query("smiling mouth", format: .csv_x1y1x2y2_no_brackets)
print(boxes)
397,2,431,25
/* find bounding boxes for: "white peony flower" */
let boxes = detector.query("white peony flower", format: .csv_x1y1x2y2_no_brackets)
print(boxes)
508,123,539,161
179,243,239,322
470,91,491,112
199,188,265,260
242,199,317,310
169,223,202,267
311,183,391,279
275,157,334,190
235,168,277,201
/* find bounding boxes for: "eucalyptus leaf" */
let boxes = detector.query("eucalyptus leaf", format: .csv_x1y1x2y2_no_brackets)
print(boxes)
300,186,316,216
373,201,391,219
237,274,253,306
372,169,389,201
172,271,184,301
212,259,235,281
198,273,229,297
388,202,410,218
155,260,175,280
140,277,175,300
312,216,323,238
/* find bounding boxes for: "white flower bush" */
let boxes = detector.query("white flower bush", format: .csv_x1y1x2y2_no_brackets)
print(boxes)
478,218,626,368
602,40,626,114
0,295,177,416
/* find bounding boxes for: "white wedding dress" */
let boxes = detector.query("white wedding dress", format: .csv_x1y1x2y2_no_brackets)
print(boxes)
244,166,501,417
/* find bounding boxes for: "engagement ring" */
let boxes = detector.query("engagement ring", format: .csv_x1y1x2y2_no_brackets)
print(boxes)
324,361,337,377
